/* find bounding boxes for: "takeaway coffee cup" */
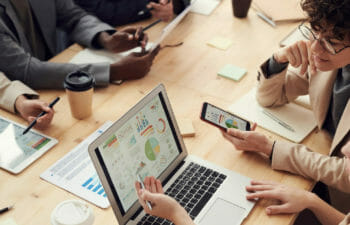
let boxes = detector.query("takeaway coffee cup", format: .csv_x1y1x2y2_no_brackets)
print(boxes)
51,199,94,225
232,0,252,18
64,71,95,120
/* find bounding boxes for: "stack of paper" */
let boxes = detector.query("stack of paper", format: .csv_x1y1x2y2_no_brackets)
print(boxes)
191,0,221,16
228,88,317,143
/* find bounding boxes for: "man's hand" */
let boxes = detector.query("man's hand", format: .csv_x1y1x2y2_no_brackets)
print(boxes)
147,0,174,22
246,180,315,215
15,95,54,130
110,45,160,81
98,27,148,53
221,123,274,157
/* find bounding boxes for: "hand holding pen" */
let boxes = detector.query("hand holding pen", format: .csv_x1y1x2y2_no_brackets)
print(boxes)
22,97,59,135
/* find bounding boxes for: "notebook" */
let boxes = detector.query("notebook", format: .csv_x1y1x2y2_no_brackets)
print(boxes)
253,0,306,22
88,84,255,225
228,88,317,143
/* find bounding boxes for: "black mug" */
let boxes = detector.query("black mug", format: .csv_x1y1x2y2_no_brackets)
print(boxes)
232,0,252,18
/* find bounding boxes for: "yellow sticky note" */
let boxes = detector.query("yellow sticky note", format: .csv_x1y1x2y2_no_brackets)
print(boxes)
0,218,18,225
207,37,233,50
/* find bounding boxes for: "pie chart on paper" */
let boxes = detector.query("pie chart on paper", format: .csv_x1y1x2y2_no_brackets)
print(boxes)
145,137,160,161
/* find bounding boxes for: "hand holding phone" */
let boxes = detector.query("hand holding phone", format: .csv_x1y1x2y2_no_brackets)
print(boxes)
200,102,250,131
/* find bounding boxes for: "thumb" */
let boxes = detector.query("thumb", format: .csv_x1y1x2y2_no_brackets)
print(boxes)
266,204,289,215
227,128,245,139
141,190,157,202
28,116,36,123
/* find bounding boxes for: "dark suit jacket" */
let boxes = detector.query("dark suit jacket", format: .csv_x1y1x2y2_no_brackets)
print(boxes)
74,0,190,26
0,0,114,89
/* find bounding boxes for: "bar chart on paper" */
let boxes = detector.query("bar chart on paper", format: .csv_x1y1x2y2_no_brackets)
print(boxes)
40,122,112,208
82,174,107,198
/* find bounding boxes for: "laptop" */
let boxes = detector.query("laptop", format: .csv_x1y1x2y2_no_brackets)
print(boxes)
88,84,255,225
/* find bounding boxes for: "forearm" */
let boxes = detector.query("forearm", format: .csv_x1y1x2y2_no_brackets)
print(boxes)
307,193,345,225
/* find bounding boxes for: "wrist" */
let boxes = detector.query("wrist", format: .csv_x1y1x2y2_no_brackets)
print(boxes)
171,205,192,225
98,32,110,49
263,138,274,157
15,95,26,114
306,192,321,211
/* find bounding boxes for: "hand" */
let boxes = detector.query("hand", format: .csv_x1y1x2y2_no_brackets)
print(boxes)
98,27,148,52
135,176,193,225
246,180,315,215
273,40,316,77
15,95,54,130
220,123,274,157
148,0,174,22
110,45,160,81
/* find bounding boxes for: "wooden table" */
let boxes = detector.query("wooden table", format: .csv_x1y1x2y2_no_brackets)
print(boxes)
0,0,332,224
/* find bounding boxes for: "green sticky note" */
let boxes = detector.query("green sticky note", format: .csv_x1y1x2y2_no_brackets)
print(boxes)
207,37,233,50
218,64,247,81
0,218,18,225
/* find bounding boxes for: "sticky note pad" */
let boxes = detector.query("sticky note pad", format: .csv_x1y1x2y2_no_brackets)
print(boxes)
177,118,195,137
218,64,247,81
0,218,18,225
207,37,233,50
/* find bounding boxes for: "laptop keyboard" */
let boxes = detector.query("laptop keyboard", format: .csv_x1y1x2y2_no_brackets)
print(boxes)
137,162,227,225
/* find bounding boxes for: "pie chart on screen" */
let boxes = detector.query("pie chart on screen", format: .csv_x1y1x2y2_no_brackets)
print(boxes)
145,137,160,161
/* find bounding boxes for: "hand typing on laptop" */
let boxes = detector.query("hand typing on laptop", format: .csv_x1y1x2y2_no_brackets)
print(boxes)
135,176,195,225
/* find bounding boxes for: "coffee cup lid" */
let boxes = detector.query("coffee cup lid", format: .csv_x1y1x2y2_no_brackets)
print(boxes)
51,199,94,225
64,71,95,92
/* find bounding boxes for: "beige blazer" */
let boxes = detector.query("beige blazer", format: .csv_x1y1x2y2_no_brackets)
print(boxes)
340,214,350,225
257,59,350,193
0,72,38,113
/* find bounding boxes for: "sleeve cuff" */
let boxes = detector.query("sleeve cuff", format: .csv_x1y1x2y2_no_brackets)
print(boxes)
5,81,39,113
266,56,289,78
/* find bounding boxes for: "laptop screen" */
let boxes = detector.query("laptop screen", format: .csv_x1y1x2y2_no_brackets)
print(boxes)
94,92,182,215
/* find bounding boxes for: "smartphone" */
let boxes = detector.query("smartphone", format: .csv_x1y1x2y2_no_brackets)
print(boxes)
200,102,250,131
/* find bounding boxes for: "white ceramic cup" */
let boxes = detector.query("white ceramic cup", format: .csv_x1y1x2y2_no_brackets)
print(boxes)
51,199,94,225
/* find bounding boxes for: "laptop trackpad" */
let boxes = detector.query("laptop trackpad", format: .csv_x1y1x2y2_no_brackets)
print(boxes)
199,198,246,225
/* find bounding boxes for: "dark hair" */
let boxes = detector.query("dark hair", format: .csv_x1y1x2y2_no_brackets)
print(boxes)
301,0,350,40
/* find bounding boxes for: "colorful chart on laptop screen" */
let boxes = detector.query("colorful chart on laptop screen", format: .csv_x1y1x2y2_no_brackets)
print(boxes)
98,95,179,212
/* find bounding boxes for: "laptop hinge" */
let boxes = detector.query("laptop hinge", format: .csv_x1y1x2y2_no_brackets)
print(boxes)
162,160,185,186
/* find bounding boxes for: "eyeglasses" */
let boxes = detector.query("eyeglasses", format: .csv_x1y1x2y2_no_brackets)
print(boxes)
298,23,350,55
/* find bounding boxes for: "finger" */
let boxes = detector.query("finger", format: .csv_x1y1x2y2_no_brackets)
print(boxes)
291,45,302,67
144,176,151,191
150,176,157,193
251,122,257,131
135,27,143,40
298,41,309,75
148,2,163,11
135,181,142,194
246,190,280,200
155,179,164,194
307,41,316,76
246,184,274,192
286,47,296,66
137,190,150,212
160,0,168,4
227,128,246,140
266,204,290,215
250,180,279,186
28,116,36,123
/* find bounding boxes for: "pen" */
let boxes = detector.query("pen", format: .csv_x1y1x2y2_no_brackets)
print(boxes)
138,7,154,16
137,174,153,210
256,12,276,27
262,109,295,132
0,205,13,214
142,19,162,32
22,97,60,135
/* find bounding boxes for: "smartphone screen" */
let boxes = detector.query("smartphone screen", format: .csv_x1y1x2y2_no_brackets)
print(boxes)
201,103,250,131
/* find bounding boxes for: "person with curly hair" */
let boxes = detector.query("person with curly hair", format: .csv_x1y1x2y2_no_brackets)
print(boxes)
217,0,350,223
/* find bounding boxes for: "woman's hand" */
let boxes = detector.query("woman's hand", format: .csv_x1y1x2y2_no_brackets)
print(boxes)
246,180,314,215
